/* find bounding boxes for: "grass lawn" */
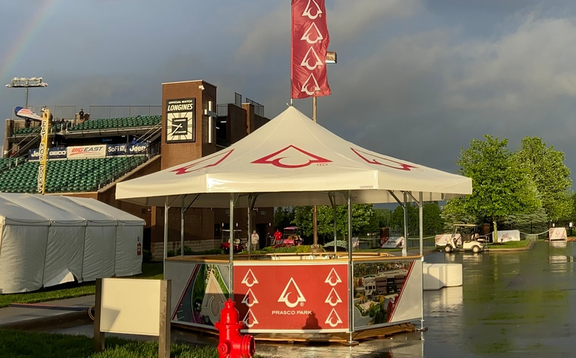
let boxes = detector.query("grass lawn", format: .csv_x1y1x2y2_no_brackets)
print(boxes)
487,240,534,249
0,263,163,308
0,330,219,358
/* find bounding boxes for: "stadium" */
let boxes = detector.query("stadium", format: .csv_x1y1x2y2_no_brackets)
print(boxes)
2,79,274,260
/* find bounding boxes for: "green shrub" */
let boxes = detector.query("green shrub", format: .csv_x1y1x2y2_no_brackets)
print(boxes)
167,246,224,257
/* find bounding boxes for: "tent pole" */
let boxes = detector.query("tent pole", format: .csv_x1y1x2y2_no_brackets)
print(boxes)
347,191,356,344
417,192,425,331
418,192,423,256
180,196,185,256
247,198,252,255
402,192,408,257
229,193,235,298
163,197,169,277
247,195,257,255
329,193,337,254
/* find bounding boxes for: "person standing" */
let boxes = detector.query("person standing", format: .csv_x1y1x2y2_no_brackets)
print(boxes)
251,230,260,250
274,229,282,245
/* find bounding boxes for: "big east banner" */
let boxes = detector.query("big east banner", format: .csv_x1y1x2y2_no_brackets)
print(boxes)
291,0,331,99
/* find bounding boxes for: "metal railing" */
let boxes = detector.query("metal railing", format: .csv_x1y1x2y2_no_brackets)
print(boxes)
245,97,265,117
89,105,161,119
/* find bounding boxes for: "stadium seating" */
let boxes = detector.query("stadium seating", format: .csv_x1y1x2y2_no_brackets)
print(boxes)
0,157,26,173
68,115,161,131
0,156,147,193
11,115,160,135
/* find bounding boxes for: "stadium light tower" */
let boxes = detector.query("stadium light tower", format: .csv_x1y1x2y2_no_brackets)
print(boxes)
5,77,48,108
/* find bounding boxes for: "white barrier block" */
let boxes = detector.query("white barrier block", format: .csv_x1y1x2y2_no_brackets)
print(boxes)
423,263,462,290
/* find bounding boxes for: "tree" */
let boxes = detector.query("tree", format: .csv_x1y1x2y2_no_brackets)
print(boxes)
514,137,573,222
273,207,294,230
390,204,418,235
423,202,445,235
292,204,375,241
389,202,444,236
443,135,541,226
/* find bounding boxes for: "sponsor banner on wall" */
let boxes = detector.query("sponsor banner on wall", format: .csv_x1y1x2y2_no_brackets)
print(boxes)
106,144,128,156
67,145,107,159
29,147,67,161
128,142,148,155
234,263,348,332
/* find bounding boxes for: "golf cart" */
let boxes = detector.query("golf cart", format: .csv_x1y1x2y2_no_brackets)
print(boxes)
444,223,486,253
220,229,244,253
273,226,303,247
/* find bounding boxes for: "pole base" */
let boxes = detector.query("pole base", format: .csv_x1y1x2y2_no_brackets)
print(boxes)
342,340,360,346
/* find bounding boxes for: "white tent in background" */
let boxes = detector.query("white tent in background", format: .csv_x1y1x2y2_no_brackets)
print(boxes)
0,194,145,294
38,196,118,282
0,196,50,293
66,197,145,277
116,106,471,208
0,193,86,288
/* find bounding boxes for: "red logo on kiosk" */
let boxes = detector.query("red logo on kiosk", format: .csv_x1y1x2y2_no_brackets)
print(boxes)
325,268,342,286
325,308,343,327
243,309,259,328
241,269,259,287
277,278,306,307
252,145,331,168
242,289,259,308
351,148,416,171
172,149,234,175
325,288,342,307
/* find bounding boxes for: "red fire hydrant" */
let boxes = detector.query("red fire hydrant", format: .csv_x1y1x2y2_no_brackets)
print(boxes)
215,298,255,358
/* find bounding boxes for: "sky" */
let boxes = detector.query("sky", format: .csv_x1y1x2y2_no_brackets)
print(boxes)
2,0,576,185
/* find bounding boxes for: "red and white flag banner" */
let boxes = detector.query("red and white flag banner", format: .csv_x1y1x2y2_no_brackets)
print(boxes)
291,0,331,99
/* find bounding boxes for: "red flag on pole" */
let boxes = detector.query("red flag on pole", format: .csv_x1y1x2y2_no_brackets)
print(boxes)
291,0,331,99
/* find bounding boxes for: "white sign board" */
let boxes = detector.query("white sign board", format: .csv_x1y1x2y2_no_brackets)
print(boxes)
495,230,520,243
435,234,461,246
549,227,567,241
100,278,163,336
382,236,404,248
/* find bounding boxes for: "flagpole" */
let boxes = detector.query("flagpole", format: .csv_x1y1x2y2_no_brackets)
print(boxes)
313,96,318,247
289,0,293,107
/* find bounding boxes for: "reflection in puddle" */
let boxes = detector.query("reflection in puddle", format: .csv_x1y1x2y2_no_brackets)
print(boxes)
256,334,424,358
548,255,575,263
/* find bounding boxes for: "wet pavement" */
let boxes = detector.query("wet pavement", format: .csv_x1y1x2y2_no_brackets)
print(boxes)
12,241,576,357
423,241,576,358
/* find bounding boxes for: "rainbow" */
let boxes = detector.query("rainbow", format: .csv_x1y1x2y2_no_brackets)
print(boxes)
0,0,60,85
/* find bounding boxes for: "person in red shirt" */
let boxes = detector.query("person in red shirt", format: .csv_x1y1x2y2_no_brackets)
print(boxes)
273,229,282,245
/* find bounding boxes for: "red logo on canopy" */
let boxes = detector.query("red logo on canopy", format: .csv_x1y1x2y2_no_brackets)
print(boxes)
351,148,416,171
252,145,331,168
171,149,234,175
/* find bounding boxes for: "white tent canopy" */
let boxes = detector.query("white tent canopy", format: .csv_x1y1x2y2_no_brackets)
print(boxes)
66,196,145,277
0,193,86,289
116,106,471,208
0,194,145,294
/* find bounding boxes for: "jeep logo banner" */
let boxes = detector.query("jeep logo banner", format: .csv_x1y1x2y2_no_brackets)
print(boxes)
128,143,148,155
